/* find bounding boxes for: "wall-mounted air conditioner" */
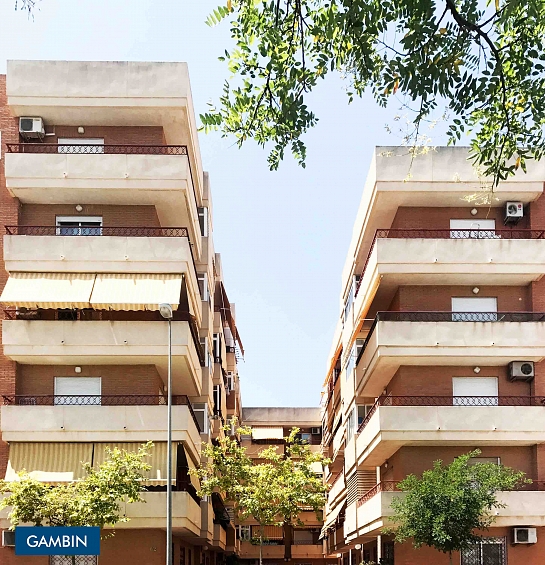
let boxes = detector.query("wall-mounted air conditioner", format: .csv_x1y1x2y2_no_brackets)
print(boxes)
508,361,535,382
2,530,15,547
505,201,523,224
19,117,45,140
513,527,537,544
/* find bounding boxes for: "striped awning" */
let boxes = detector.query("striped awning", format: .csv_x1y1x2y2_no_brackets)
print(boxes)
93,442,176,485
251,427,284,440
5,442,93,482
319,502,345,539
90,273,182,311
0,272,95,309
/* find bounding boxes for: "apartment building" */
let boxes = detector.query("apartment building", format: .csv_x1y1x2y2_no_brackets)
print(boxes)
321,147,545,565
237,408,326,565
0,60,243,565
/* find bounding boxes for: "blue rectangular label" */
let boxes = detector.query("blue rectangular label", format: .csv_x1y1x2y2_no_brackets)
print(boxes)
15,526,100,555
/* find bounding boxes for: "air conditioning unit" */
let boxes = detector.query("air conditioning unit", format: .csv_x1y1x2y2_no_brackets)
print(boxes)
2,530,15,547
508,361,535,382
19,117,45,140
505,201,524,223
311,427,322,435
513,527,537,544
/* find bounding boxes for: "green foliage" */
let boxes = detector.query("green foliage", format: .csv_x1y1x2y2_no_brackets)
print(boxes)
0,442,152,529
194,420,329,529
203,0,545,183
388,450,527,556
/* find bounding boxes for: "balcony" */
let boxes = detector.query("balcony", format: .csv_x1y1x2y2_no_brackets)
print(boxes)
2,318,203,395
6,60,204,202
355,311,545,396
353,229,545,327
356,396,545,467
291,544,323,558
0,395,201,458
3,226,201,322
239,542,285,559
112,491,202,534
355,482,545,536
213,524,227,550
5,144,201,256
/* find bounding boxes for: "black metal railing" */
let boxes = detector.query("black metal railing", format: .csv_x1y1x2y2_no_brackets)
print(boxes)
5,225,190,237
355,311,545,367
2,394,201,432
6,143,188,155
354,228,545,297
356,395,545,435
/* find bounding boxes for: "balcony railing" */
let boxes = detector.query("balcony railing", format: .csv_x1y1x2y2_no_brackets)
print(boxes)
357,481,399,506
2,394,201,432
6,143,188,155
354,228,545,297
357,395,545,435
357,479,545,507
3,308,205,367
5,225,190,237
355,311,545,367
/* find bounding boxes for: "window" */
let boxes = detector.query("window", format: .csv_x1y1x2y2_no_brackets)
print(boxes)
51,557,98,565
450,219,497,239
461,537,506,565
451,297,497,322
193,403,210,434
345,344,356,381
198,207,209,237
200,337,210,367
197,273,210,303
346,407,356,442
297,432,312,443
213,384,222,416
355,338,365,360
58,137,104,153
469,457,500,466
343,275,360,324
357,404,374,426
238,525,251,541
452,377,498,406
54,377,102,405
225,372,234,393
57,308,78,321
213,333,221,362
56,216,103,236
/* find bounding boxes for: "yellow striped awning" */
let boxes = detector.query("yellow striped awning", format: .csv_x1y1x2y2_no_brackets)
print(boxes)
0,272,95,309
4,442,93,482
90,273,182,311
93,442,176,485
251,427,284,440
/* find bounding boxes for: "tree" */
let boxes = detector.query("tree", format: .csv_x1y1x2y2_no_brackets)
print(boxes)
201,1,545,184
387,450,527,565
0,442,152,563
194,421,329,565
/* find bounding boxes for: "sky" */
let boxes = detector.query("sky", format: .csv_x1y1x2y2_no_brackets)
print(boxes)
0,0,444,407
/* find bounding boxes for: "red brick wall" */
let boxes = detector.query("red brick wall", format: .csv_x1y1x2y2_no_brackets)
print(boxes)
21,203,160,227
43,125,165,145
382,445,535,482
385,365,531,398
0,75,20,475
17,364,164,396
386,285,530,312
529,192,545,229
394,528,545,565
390,206,530,230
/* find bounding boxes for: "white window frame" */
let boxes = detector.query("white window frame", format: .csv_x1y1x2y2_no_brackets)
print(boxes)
345,344,356,381
452,377,499,406
54,376,102,405
56,215,103,236
357,404,374,426
58,137,104,153
451,297,497,322
198,207,209,237
238,525,251,541
197,272,210,303
213,333,221,360
450,219,497,239
193,403,210,435
213,384,221,415
225,372,234,393
200,337,209,367
346,407,356,442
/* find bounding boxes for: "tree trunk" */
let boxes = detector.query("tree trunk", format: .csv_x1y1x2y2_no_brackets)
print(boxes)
283,521,292,562
71,556,76,565
449,552,453,565
259,525,264,565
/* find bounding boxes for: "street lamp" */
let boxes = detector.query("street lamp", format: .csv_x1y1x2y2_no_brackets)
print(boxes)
159,303,173,565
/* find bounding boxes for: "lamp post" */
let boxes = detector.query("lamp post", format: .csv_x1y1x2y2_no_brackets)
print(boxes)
159,303,174,565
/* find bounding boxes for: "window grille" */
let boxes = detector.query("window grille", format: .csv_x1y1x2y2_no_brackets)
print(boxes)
50,557,98,565
461,537,506,565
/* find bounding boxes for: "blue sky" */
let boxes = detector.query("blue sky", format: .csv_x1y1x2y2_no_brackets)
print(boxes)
0,0,443,407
